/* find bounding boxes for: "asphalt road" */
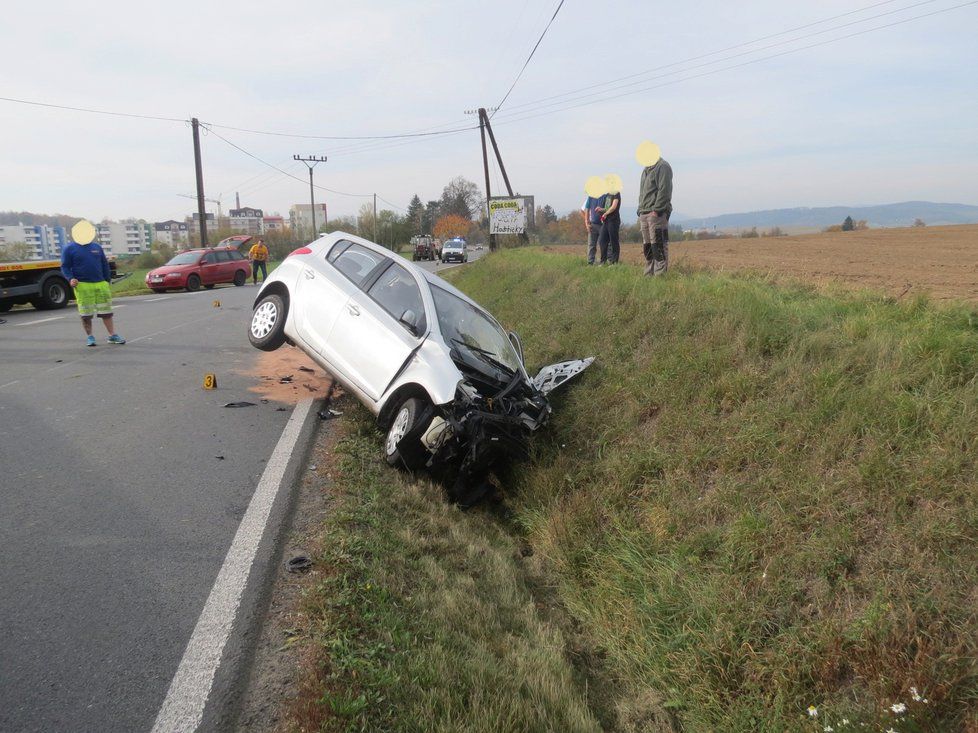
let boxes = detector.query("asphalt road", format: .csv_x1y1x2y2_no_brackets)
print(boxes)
0,283,300,733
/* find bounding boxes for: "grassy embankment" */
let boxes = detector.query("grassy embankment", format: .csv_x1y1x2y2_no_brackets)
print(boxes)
291,250,978,732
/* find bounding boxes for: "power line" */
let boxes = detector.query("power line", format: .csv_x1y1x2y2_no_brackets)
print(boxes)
493,0,565,115
202,124,381,200
0,95,186,123
497,0,924,116
201,119,477,141
491,0,978,127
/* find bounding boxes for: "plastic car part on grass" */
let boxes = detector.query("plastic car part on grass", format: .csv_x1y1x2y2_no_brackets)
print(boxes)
532,357,596,395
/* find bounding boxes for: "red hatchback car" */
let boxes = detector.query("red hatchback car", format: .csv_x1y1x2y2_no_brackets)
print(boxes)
145,248,251,293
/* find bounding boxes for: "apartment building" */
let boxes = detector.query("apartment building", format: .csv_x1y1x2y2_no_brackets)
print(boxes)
263,215,286,232
228,207,265,235
289,203,328,237
95,221,152,255
153,220,190,247
0,224,68,260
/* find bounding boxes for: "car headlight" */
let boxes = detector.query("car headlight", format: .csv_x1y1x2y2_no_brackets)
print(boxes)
167,272,182,278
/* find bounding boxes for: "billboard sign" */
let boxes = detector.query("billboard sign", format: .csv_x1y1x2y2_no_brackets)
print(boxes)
489,196,532,234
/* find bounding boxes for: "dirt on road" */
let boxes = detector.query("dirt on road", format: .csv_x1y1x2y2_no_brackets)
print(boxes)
549,224,978,303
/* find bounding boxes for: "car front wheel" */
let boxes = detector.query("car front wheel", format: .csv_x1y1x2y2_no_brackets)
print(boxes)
384,397,428,469
249,293,287,351
186,274,201,292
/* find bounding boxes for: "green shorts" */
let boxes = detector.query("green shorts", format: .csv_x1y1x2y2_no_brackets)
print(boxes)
75,281,113,318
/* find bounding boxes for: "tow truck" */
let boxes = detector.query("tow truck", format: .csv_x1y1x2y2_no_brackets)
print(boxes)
0,258,121,312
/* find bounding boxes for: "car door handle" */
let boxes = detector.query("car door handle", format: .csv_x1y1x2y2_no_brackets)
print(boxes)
347,304,361,316
303,269,315,279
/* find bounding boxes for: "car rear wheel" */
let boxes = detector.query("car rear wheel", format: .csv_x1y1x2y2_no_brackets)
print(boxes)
186,274,201,292
249,293,287,351
233,270,246,286
384,397,429,470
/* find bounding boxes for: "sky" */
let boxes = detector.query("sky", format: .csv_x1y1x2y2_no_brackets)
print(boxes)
1,0,977,224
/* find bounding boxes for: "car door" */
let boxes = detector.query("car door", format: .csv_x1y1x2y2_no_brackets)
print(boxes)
199,251,221,284
293,241,386,361
326,261,426,402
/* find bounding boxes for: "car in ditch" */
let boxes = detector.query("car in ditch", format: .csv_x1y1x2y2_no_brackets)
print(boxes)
145,247,250,292
247,231,592,503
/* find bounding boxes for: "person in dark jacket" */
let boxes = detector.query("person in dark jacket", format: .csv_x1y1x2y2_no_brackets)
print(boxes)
61,221,125,346
637,156,674,276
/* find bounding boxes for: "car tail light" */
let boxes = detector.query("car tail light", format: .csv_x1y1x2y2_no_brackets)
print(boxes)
288,247,312,257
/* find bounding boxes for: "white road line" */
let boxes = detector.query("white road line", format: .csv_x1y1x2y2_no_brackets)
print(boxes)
146,296,170,302
151,398,316,733
14,316,64,327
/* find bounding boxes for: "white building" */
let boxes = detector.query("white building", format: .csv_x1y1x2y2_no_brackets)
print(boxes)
187,212,217,241
229,207,265,235
153,220,189,247
289,203,328,237
0,224,69,260
263,215,286,232
96,221,152,255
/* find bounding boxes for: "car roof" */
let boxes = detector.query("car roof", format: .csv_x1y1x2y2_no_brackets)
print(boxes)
316,231,483,310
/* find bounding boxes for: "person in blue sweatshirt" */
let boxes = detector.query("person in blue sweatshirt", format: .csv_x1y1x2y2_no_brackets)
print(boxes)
61,222,125,346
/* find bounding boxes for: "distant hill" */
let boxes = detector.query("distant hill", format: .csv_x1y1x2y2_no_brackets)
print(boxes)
0,211,85,228
678,201,978,232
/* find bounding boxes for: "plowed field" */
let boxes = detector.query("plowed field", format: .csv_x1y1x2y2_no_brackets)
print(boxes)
547,224,978,302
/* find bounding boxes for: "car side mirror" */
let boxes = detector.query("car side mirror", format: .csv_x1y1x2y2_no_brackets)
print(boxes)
399,309,420,335
199,257,207,265
508,331,525,364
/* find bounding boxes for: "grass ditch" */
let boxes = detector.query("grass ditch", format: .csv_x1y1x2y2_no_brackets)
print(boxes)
286,412,606,733
448,250,978,732
290,249,978,732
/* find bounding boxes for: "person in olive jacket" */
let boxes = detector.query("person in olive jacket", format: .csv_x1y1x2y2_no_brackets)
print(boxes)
637,157,674,276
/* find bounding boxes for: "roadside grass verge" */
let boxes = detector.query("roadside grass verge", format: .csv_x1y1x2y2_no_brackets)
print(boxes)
444,250,978,732
288,411,603,733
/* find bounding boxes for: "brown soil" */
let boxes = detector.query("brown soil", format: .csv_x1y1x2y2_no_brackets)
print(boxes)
549,223,978,303
238,346,334,404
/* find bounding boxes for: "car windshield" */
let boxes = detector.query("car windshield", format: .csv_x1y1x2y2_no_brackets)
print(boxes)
430,284,521,374
166,252,200,266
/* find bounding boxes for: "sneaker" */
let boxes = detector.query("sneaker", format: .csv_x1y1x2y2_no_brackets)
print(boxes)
86,335,96,347
107,334,126,344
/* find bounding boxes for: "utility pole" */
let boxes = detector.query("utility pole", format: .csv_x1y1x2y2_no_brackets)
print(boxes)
191,118,208,247
373,193,378,243
293,155,327,239
466,107,496,251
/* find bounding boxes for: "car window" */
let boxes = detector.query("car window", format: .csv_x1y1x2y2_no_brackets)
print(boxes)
215,251,231,262
327,239,352,263
228,250,244,261
332,243,386,286
367,264,426,334
203,252,218,264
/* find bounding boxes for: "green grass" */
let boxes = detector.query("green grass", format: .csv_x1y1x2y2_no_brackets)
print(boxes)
292,250,978,731
444,251,978,732
290,416,603,733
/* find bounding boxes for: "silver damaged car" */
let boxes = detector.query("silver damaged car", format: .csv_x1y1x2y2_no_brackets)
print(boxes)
248,232,592,503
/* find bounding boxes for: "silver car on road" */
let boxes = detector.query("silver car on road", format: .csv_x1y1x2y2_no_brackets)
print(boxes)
248,232,591,503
